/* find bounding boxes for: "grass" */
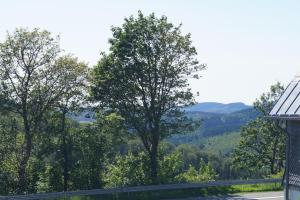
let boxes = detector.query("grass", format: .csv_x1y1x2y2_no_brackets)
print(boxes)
231,182,283,193
52,182,283,200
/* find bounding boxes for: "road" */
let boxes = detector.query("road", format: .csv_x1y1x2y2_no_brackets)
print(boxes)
167,191,284,200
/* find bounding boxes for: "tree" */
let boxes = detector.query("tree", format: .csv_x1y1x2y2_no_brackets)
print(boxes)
91,11,205,183
0,28,66,192
71,113,127,189
53,55,88,191
233,83,286,178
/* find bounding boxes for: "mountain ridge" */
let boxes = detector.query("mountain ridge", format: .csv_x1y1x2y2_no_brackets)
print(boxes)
185,102,251,113
71,102,254,123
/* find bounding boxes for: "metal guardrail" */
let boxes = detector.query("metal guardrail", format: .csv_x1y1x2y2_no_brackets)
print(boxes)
0,178,282,200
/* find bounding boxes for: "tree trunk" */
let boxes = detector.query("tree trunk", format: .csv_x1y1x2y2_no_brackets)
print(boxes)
149,120,160,184
17,113,32,193
61,111,69,191
150,142,158,184
271,131,279,174
17,147,31,193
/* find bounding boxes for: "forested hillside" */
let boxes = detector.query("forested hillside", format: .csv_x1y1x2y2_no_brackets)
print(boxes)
169,108,260,145
68,104,258,158
73,104,259,139
70,104,260,159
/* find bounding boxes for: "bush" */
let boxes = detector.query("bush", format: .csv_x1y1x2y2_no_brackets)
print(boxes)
177,159,218,183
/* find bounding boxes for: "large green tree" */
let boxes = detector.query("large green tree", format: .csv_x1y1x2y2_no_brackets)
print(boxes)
91,12,205,183
233,83,286,178
0,28,67,192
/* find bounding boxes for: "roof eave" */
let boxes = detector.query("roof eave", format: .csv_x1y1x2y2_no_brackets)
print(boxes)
266,115,300,120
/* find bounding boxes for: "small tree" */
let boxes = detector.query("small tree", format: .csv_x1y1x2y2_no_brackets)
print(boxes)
53,55,88,191
70,113,126,190
233,83,286,177
91,11,205,183
176,159,218,183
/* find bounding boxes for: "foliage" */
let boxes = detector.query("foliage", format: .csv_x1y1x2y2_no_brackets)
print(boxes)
233,83,285,178
104,152,150,188
104,149,219,188
158,151,184,184
174,144,206,170
177,159,218,183
46,113,127,191
53,55,88,191
199,132,241,155
91,11,204,183
0,114,20,194
0,28,64,192
169,108,259,145
0,16,288,196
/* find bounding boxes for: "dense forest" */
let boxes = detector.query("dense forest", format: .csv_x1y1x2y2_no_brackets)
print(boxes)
0,12,286,195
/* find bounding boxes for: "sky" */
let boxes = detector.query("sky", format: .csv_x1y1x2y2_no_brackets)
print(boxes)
1,0,300,105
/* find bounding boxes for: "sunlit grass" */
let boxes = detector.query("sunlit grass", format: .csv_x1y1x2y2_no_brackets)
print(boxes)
230,182,283,193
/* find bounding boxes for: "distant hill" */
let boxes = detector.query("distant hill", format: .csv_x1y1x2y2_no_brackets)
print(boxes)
185,102,251,114
70,102,259,144
169,107,260,145
69,102,259,155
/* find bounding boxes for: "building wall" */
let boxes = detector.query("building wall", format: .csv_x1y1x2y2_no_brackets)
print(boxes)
289,188,300,200
287,121,300,199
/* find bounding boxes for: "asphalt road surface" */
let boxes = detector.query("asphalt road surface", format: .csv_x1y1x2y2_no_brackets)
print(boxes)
167,191,284,200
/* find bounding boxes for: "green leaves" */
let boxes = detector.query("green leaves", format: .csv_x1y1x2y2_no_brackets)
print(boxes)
0,13,209,193
91,11,205,126
104,152,150,188
104,150,219,187
177,159,218,183
91,11,205,182
0,28,90,193
253,82,284,116
233,83,285,178
0,28,60,112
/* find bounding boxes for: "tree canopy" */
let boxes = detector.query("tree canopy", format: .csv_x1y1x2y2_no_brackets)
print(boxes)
0,28,64,192
90,11,205,183
233,82,286,178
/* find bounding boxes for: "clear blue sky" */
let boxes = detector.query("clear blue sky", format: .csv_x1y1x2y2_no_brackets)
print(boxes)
1,0,300,105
